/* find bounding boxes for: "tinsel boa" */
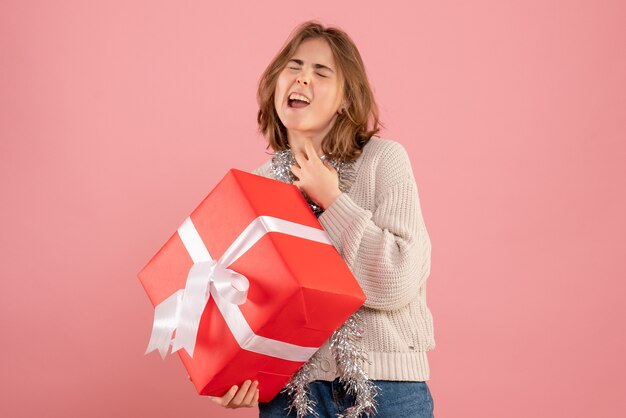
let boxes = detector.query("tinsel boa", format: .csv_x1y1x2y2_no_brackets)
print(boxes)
270,148,378,418
269,148,357,217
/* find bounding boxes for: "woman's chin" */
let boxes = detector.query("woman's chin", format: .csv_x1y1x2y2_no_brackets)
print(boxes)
285,128,310,137
282,121,311,132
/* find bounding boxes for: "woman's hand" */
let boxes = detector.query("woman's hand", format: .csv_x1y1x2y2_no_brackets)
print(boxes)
291,137,342,210
208,380,260,409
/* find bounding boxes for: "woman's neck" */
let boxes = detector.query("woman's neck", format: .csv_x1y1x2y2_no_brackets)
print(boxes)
287,131,324,157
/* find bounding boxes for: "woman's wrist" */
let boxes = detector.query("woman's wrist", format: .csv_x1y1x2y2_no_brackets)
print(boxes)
319,189,342,210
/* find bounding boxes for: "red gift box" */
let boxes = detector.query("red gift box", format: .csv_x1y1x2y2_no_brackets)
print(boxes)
138,169,366,402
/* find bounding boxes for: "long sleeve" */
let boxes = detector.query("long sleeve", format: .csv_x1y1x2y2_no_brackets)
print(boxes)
317,142,431,311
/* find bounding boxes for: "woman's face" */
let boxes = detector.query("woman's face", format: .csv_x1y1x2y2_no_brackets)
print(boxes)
274,37,345,140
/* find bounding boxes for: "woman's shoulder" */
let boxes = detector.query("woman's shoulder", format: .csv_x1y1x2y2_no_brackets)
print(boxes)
251,156,273,178
360,137,412,169
359,137,415,187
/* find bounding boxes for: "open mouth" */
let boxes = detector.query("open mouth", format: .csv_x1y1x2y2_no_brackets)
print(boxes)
288,98,311,109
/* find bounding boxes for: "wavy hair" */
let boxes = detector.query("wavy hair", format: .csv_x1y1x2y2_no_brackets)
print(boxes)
256,20,383,162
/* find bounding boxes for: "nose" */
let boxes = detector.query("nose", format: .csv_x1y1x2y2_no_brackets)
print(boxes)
297,72,310,86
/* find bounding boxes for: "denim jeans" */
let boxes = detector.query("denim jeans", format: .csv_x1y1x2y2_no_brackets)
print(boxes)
258,379,434,417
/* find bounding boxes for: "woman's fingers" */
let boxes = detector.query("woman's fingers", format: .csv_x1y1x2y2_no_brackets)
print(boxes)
241,380,259,406
250,386,260,407
208,380,260,409
210,385,238,406
291,163,302,178
303,137,320,161
227,380,252,407
294,151,307,167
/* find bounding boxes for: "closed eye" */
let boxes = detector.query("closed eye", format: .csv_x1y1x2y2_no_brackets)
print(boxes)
287,67,328,78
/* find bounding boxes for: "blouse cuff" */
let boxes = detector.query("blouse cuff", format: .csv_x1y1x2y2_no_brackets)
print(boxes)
318,192,370,247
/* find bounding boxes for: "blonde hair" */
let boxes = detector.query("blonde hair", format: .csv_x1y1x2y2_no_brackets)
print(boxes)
256,20,383,162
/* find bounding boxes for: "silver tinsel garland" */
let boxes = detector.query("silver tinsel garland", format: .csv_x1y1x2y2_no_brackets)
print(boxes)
270,148,378,418
269,148,357,218
330,311,378,418
281,352,322,417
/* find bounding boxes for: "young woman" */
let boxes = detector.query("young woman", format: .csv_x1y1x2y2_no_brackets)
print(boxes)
209,21,435,417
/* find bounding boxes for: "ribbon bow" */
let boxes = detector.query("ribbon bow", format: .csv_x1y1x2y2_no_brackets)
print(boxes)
145,215,332,361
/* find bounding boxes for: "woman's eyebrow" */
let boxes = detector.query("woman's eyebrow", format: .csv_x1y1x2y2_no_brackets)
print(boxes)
288,58,334,73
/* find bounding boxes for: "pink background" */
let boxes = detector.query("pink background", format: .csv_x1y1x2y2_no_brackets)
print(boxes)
1,1,625,417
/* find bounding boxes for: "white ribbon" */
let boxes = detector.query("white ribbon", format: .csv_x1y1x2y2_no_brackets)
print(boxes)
145,215,333,361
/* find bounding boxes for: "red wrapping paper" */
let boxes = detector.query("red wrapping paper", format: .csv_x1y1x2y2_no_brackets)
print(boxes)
138,169,366,402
